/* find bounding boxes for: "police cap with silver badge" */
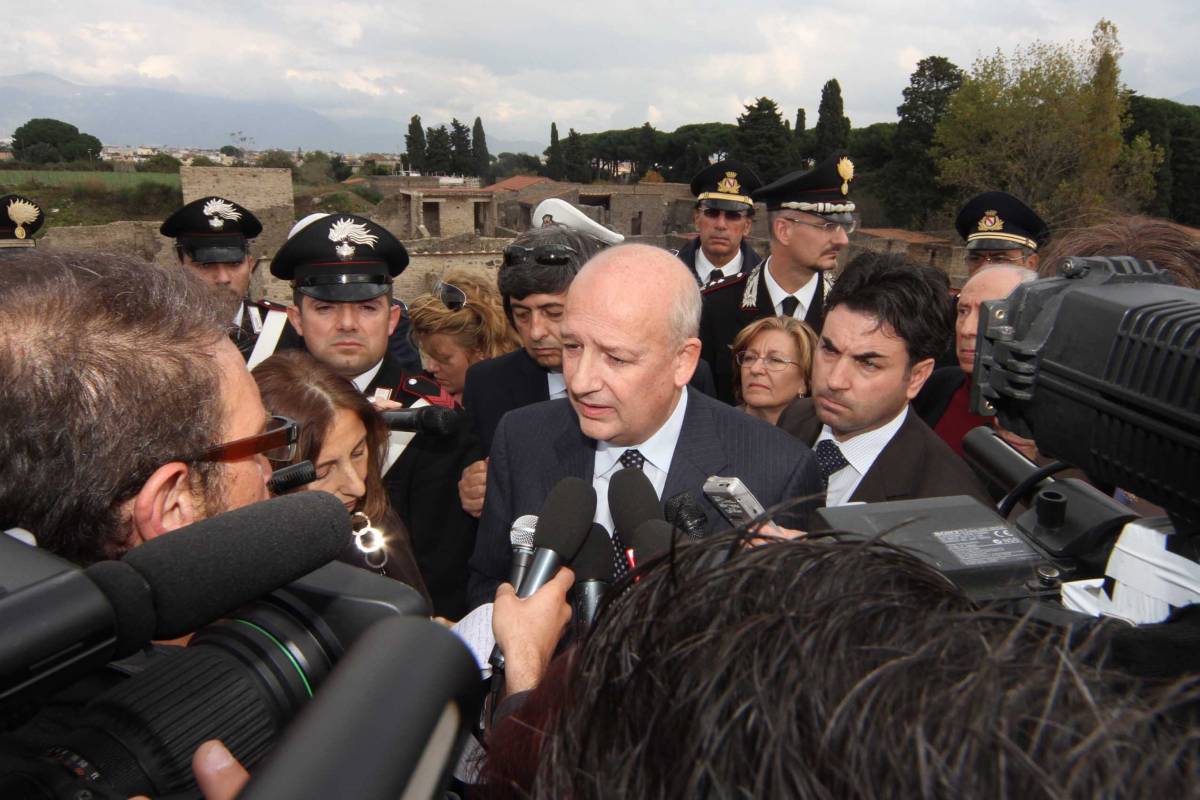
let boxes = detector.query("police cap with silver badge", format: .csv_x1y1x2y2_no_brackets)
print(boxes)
160,196,262,263
271,213,408,302
690,160,762,213
955,191,1050,252
0,194,45,244
752,151,856,222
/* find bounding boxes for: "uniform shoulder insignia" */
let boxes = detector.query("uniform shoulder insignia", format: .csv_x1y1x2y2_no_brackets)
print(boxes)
401,374,456,409
701,271,749,296
255,299,289,312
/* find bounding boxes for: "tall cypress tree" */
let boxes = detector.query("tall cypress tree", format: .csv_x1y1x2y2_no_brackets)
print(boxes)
546,122,565,180
449,118,473,175
405,114,426,174
424,125,453,175
472,117,491,181
813,79,852,160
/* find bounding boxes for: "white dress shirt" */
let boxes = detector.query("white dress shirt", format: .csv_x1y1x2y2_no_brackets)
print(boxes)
763,257,820,319
546,370,567,400
591,389,689,537
352,358,385,394
695,246,744,287
815,406,909,506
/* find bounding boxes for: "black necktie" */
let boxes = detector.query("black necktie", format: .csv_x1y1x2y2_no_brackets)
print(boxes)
814,439,850,487
611,449,647,579
781,296,800,318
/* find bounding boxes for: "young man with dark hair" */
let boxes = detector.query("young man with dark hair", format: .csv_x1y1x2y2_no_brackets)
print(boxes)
777,251,989,506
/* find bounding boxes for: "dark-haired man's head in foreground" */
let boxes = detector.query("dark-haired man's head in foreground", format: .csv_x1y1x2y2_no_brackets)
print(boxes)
527,536,1200,798
0,251,273,563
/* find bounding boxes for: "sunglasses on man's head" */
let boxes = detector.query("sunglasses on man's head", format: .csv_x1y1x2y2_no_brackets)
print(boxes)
433,280,468,311
502,243,579,268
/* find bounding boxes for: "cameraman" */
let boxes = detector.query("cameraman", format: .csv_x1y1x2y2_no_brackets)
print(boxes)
1,251,277,796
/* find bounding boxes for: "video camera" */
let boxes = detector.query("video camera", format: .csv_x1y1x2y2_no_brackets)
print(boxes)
0,494,481,799
815,257,1199,633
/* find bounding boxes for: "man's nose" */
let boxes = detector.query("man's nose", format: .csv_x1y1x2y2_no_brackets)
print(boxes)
334,305,358,329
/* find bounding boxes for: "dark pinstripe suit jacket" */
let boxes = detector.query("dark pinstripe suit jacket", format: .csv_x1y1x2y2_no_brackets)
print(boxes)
465,387,822,608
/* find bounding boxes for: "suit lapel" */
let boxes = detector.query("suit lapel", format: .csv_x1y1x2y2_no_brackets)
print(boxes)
516,349,552,404
755,265,774,317
551,410,595,496
848,410,918,503
805,273,826,332
663,391,730,527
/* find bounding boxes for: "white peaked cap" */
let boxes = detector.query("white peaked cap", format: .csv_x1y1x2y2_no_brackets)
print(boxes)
532,198,624,246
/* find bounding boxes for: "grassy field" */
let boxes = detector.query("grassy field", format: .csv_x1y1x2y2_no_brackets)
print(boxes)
0,169,180,189
0,170,182,227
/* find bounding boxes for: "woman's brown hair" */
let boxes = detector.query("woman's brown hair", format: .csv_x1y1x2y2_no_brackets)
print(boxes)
729,315,819,404
252,350,390,522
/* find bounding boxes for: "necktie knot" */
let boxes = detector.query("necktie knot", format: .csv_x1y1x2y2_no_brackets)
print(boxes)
619,448,646,471
781,296,800,318
814,439,849,486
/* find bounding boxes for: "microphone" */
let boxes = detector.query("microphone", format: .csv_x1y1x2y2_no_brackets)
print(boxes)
267,460,317,494
609,467,662,573
665,491,711,539
1,492,350,705
490,478,595,674
627,519,675,569
570,523,614,634
381,407,460,436
508,514,538,590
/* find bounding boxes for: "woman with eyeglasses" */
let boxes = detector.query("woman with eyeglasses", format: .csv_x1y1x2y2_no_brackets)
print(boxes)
252,350,431,606
407,267,522,404
730,316,818,426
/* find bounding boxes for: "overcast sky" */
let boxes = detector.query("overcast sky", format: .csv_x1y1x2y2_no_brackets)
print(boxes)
5,1,1197,144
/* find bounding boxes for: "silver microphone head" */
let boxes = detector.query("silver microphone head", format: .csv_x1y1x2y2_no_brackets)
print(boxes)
510,514,538,551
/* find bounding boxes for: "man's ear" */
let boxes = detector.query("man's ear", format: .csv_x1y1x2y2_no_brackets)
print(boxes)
675,337,702,389
124,462,203,548
905,357,936,400
286,304,304,338
387,301,402,336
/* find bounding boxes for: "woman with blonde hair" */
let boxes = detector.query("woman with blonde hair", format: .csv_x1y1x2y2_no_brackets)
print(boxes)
730,315,818,426
252,350,430,606
406,267,521,404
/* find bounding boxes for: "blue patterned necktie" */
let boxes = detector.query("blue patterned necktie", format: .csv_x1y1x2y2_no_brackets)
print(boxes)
814,439,849,487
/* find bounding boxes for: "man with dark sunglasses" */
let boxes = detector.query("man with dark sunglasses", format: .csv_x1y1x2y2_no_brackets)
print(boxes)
700,152,857,404
675,160,763,289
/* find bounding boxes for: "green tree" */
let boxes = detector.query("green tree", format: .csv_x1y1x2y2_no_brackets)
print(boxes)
297,151,334,184
733,97,792,181
219,144,242,158
935,19,1162,225
424,125,453,174
847,122,896,173
813,79,851,160
546,123,565,180
636,122,660,177
795,108,806,135
881,55,964,227
330,154,354,181
563,128,591,183
1128,94,1200,224
257,149,295,169
449,118,473,175
190,156,219,167
12,118,103,163
493,151,544,179
405,115,427,174
472,117,491,182
140,153,182,173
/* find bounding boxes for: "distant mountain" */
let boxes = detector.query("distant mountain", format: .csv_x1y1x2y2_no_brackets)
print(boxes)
0,72,545,155
1172,88,1200,107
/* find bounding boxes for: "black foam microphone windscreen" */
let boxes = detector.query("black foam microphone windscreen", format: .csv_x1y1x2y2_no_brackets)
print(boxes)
267,460,317,495
609,467,662,543
381,407,460,436
628,519,675,564
120,492,350,638
571,522,615,583
529,477,596,561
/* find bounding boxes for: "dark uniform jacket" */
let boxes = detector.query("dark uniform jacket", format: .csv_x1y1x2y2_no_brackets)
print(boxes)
699,260,830,405
359,352,484,621
675,237,761,288
463,348,720,457
466,388,822,608
776,397,991,506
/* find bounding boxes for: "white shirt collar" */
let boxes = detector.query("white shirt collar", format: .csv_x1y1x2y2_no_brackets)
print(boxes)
594,388,689,479
232,302,245,328
546,370,567,400
763,257,819,318
815,405,909,476
352,357,385,393
695,246,743,287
